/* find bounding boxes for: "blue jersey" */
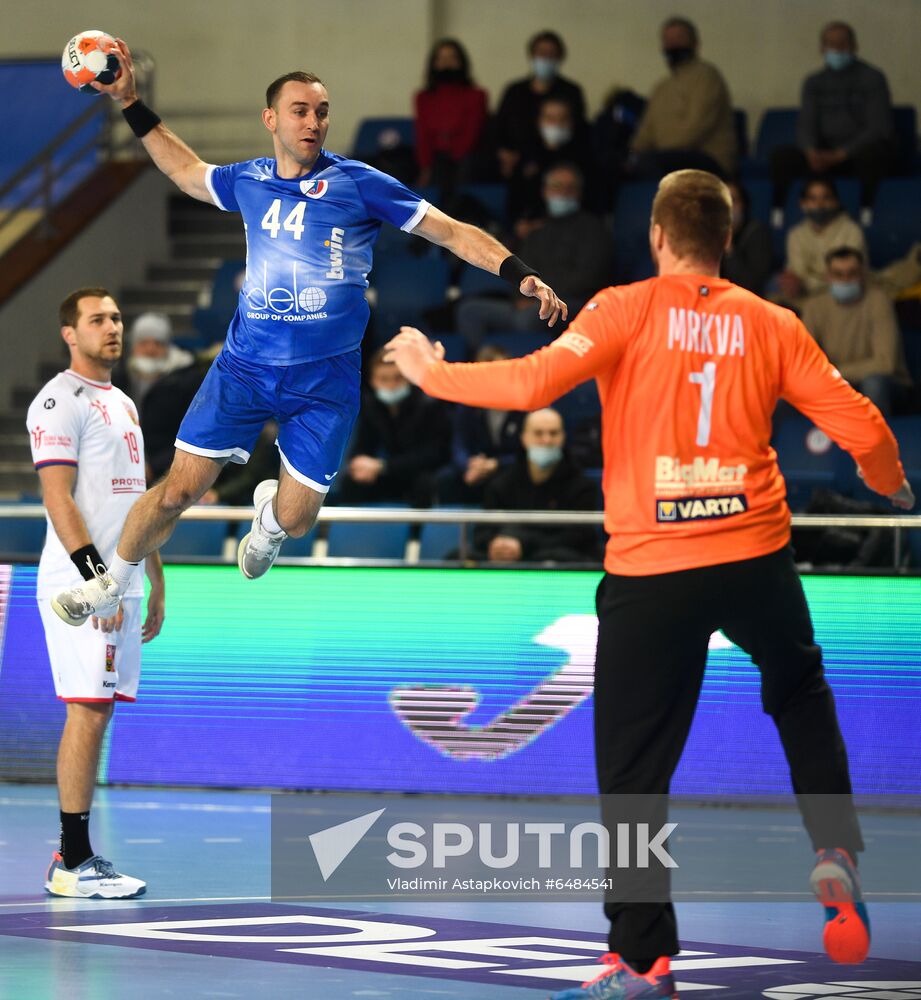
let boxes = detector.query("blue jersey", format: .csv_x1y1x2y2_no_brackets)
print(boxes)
205,152,429,365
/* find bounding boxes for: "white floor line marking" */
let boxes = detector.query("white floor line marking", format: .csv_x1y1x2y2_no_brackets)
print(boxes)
202,838,243,843
0,895,273,909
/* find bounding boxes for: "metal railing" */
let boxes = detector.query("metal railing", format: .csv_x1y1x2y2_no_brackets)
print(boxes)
0,50,155,249
1,504,919,568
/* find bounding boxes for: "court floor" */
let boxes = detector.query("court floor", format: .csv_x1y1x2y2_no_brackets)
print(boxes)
1,785,919,1000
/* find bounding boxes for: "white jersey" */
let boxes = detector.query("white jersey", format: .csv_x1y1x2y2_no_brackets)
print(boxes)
27,369,146,597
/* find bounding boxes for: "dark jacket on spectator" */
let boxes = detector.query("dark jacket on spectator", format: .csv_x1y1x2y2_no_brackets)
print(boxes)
452,406,525,469
721,218,774,296
474,453,601,563
797,59,893,153
519,210,614,311
338,387,452,505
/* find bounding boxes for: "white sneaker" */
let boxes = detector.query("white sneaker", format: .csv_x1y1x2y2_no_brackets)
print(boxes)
45,852,146,899
51,573,121,626
237,479,286,580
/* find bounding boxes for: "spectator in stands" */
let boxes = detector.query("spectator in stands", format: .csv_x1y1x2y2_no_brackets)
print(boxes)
770,22,894,219
436,345,526,505
802,247,911,417
721,180,773,296
777,176,867,308
457,163,612,347
506,97,594,225
414,39,488,189
494,30,586,181
474,407,600,564
592,86,647,206
629,16,737,179
118,312,192,407
335,349,451,506
140,347,216,482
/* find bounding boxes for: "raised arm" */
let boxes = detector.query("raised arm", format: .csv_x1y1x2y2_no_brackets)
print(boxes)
412,204,568,327
92,38,214,204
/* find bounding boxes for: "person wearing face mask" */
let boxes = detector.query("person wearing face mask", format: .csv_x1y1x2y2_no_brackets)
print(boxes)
493,30,587,181
473,407,601,564
778,176,867,307
801,248,911,418
334,349,451,506
508,97,594,226
770,22,894,220
413,39,488,189
720,181,773,296
115,312,193,407
629,16,737,179
457,163,613,349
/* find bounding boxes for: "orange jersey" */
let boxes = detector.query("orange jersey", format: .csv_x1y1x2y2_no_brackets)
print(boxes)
422,274,905,575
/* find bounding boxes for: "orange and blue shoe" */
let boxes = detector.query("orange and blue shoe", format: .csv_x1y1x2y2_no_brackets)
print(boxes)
550,954,678,999
810,847,870,963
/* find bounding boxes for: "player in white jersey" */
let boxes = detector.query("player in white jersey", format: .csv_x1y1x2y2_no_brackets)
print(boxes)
52,39,567,626
27,288,166,899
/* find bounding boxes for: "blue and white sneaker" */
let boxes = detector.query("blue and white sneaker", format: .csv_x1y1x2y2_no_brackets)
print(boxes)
45,852,146,899
810,847,870,963
550,954,678,999
238,479,286,580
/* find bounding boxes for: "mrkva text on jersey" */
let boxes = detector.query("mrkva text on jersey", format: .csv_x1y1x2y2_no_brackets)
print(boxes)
667,307,745,356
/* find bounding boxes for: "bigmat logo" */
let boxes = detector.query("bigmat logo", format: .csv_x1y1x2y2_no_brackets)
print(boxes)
1,905,919,996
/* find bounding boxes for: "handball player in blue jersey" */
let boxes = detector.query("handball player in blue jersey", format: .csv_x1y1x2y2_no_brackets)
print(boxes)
52,39,567,624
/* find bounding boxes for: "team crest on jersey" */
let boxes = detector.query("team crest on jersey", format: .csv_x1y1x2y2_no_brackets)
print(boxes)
656,494,748,522
105,644,116,672
122,401,139,425
300,179,328,199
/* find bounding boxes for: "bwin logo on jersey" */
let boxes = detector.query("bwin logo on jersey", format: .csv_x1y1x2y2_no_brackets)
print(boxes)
325,227,345,280
656,494,748,522
300,179,328,199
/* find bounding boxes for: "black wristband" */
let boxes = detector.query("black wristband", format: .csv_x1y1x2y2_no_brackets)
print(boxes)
70,544,107,582
122,99,161,138
499,254,540,287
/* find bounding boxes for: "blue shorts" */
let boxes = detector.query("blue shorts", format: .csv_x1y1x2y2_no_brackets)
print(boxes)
175,348,361,493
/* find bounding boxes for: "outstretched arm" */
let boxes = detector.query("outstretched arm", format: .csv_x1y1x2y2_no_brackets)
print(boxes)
412,205,568,327
92,38,214,205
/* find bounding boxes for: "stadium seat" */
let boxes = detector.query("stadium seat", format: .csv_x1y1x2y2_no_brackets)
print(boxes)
326,521,410,559
418,519,471,561
865,178,921,267
0,511,46,559
351,117,415,159
435,333,468,362
371,254,451,335
743,177,773,225
457,264,508,297
553,380,601,426
612,181,657,283
460,183,508,225
190,259,245,348
772,415,855,510
892,105,919,175
486,331,552,358
159,519,230,559
901,328,921,386
733,108,750,161
754,108,798,165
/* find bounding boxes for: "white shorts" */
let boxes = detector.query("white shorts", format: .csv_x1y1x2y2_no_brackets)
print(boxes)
38,596,142,703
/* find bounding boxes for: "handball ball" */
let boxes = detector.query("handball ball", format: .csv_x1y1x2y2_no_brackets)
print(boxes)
62,30,119,93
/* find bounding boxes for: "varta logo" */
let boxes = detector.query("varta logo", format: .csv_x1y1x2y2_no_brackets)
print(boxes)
656,494,748,522
325,227,345,280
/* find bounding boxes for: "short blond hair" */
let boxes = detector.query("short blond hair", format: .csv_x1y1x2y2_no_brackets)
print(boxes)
651,170,732,265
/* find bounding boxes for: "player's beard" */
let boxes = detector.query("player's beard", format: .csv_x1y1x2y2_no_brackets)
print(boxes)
84,343,122,371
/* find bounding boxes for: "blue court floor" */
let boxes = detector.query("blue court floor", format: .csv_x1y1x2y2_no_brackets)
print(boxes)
0,785,919,1000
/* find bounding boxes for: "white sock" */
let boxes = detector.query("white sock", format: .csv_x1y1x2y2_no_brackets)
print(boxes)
107,552,138,593
260,501,283,535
